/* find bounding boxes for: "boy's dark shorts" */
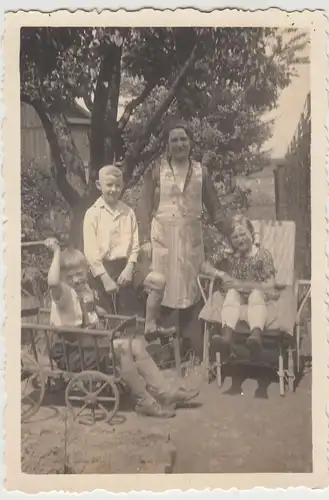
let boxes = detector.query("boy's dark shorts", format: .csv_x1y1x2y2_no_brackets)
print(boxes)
90,256,152,314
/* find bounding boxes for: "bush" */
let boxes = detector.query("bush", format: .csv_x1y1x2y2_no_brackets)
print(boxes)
21,159,70,297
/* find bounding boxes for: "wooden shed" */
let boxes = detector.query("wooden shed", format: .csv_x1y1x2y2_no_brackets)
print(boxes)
21,101,91,168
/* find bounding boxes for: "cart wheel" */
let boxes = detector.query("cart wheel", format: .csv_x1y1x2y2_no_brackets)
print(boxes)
21,352,46,422
65,371,120,426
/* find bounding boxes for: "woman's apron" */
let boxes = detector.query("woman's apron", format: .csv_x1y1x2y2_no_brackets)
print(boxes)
151,160,205,309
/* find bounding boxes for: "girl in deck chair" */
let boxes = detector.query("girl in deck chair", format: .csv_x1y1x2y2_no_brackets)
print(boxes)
200,214,281,358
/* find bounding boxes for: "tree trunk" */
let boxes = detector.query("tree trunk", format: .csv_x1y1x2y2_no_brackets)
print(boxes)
28,97,86,206
50,113,87,197
23,96,89,248
89,43,123,187
69,198,91,250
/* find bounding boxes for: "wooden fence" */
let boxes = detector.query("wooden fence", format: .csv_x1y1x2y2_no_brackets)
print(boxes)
21,102,91,168
274,92,311,279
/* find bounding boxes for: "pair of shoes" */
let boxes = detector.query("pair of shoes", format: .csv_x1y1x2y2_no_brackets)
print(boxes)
161,388,199,408
217,326,263,358
135,399,176,418
144,326,177,342
246,328,263,357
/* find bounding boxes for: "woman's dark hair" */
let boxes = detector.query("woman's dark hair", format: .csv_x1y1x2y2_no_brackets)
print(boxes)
164,120,193,143
164,120,193,164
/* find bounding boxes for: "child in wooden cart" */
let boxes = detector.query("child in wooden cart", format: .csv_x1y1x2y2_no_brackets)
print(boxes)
45,237,199,419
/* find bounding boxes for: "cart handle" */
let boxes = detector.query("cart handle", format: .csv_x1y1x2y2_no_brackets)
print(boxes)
21,240,46,248
21,315,138,340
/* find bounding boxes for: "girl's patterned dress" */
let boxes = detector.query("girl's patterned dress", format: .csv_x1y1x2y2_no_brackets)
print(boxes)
199,246,277,324
199,246,297,335
216,246,276,288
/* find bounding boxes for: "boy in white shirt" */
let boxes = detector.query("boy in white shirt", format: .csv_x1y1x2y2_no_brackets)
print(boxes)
45,237,199,418
83,165,175,342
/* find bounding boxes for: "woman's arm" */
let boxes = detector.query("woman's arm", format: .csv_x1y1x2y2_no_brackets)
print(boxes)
200,261,225,278
202,167,226,232
201,166,261,245
135,166,158,245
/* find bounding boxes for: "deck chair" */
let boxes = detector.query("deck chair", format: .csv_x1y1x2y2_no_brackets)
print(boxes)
197,220,311,396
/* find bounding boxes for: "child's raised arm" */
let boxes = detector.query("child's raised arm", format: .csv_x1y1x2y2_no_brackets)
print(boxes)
44,237,62,301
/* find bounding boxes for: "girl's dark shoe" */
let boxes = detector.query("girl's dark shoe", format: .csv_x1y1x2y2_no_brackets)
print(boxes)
218,325,234,357
144,326,177,342
246,328,263,357
254,388,269,399
223,385,242,396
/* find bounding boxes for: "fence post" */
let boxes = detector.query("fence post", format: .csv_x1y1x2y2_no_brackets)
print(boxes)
273,92,311,280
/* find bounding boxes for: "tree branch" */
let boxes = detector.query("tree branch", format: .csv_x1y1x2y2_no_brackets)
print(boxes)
117,80,157,131
122,44,198,184
123,132,166,191
21,94,81,208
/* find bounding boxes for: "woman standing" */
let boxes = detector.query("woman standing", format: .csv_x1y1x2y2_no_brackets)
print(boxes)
137,122,227,359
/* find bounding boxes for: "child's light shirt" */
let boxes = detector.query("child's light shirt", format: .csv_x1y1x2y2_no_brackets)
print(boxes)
83,197,140,277
50,282,98,327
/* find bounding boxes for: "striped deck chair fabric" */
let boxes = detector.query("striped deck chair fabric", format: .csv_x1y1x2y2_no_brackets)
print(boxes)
253,220,296,287
199,220,297,335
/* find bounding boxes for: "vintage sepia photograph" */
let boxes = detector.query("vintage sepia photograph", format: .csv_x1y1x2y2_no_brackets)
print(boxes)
3,8,327,491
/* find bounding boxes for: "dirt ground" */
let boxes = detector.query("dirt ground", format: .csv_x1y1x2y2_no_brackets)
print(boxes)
21,360,312,474
21,166,312,474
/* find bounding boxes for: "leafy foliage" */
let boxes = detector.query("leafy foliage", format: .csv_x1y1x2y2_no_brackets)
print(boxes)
20,26,308,248
21,160,70,295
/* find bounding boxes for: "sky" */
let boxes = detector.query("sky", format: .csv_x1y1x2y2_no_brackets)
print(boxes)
261,32,310,159
261,63,310,158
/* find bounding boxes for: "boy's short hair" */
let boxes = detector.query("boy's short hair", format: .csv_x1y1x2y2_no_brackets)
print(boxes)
98,165,123,181
60,247,86,271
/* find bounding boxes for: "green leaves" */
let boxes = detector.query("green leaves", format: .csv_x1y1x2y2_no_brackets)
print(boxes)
20,26,308,190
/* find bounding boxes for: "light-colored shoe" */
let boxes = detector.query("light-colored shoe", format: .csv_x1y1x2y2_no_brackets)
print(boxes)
162,388,199,407
135,400,176,418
